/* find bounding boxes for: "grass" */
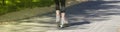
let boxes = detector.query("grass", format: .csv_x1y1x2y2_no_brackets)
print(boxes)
0,0,54,15
0,7,54,22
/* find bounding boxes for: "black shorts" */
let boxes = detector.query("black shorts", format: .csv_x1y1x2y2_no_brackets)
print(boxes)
54,0,66,12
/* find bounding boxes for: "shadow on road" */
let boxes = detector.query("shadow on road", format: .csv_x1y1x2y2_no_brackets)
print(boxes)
26,1,120,28
65,1,120,26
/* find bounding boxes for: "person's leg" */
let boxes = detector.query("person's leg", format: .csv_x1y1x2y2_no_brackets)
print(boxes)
60,0,68,24
54,0,60,23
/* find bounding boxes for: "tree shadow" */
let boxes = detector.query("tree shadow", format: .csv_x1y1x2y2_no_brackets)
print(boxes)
20,1,120,28
65,1,120,26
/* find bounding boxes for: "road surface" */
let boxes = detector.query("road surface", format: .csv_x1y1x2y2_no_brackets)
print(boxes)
19,1,120,32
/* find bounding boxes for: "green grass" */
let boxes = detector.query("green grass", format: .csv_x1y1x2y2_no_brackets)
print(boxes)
0,0,54,15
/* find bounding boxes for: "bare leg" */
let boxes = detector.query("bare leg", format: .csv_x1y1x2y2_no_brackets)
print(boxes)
56,10,60,23
60,0,68,24
59,0,69,28
60,12,69,28
54,0,60,23
61,12,68,24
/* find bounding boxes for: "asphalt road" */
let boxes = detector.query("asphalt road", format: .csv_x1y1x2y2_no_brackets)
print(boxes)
46,1,120,32
20,1,120,32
